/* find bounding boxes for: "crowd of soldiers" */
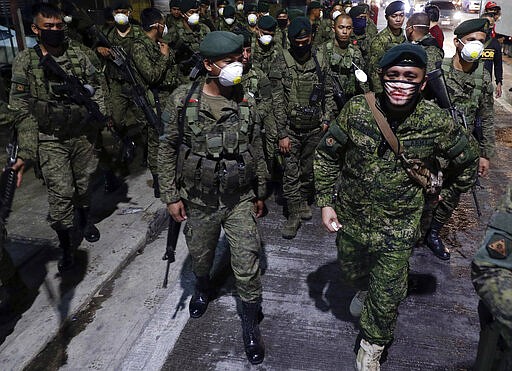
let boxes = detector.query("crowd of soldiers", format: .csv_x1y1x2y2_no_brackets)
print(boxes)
0,0,509,369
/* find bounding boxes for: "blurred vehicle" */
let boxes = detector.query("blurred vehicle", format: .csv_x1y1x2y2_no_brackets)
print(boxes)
462,0,481,12
0,25,37,64
381,0,413,14
426,0,462,29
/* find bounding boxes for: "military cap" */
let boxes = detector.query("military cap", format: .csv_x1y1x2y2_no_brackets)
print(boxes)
276,8,288,16
385,1,405,16
217,0,228,5
235,29,252,47
112,0,132,10
223,4,236,17
200,31,243,59
454,18,489,38
199,0,210,4
180,0,198,13
169,0,181,7
307,1,322,10
245,3,257,13
258,15,277,31
379,43,427,70
257,1,269,13
349,5,367,18
288,8,305,21
288,16,312,39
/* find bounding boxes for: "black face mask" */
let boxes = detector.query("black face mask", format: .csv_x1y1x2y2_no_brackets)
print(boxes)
40,29,66,47
115,23,130,32
277,18,288,28
292,43,311,58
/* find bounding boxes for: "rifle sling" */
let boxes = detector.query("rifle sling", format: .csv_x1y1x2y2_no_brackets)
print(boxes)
363,92,402,156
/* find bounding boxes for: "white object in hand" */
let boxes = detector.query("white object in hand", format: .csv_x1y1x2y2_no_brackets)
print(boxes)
331,221,340,231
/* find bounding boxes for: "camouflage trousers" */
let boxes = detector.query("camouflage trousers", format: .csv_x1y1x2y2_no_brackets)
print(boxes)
38,137,98,230
183,198,262,303
337,230,412,346
109,80,145,135
261,113,278,177
282,127,323,208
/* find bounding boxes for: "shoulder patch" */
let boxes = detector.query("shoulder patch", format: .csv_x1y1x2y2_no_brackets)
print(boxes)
16,84,25,92
486,233,511,259
325,137,335,147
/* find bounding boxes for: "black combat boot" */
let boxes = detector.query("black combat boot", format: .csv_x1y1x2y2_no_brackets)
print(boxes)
241,301,265,365
78,207,100,243
104,170,122,194
152,174,160,198
189,275,211,318
57,229,75,272
425,220,450,260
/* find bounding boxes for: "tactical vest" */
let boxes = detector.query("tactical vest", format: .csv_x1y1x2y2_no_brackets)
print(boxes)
283,49,324,130
28,45,88,137
105,25,144,80
326,41,355,73
176,85,258,204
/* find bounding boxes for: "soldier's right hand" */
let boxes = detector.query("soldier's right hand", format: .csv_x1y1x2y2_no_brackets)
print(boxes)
321,206,342,233
97,47,112,58
12,158,25,188
159,42,170,57
167,201,187,222
279,137,291,154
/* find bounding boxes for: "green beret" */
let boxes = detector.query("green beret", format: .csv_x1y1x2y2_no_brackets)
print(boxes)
288,16,312,39
112,0,132,10
217,0,228,5
276,8,288,16
454,18,489,38
180,0,197,13
349,5,367,18
307,1,322,10
223,5,236,18
288,8,305,21
257,1,269,13
245,3,257,13
385,1,405,16
234,29,252,47
200,31,243,59
379,43,427,70
258,15,277,31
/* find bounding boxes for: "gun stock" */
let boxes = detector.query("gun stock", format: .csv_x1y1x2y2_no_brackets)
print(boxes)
162,217,181,288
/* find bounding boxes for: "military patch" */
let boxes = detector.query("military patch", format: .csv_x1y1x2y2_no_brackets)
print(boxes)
325,137,335,147
486,233,511,259
16,84,25,92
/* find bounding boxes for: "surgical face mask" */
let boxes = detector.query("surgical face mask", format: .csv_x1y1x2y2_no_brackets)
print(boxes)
114,13,129,25
224,17,235,25
162,24,168,37
319,10,323,19
383,80,422,106
259,34,273,45
212,61,243,86
458,39,484,62
353,17,366,35
188,12,200,25
39,28,66,47
218,7,224,16
63,15,73,23
332,10,342,20
345,7,352,14
247,14,258,26
237,3,244,11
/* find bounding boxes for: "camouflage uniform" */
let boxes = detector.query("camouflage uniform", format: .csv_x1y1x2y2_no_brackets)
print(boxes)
251,38,280,75
368,27,406,93
472,185,512,370
312,18,331,47
314,95,478,346
272,46,334,217
322,39,367,113
131,33,179,179
158,81,267,302
274,27,289,50
350,19,378,68
416,33,444,72
9,43,104,231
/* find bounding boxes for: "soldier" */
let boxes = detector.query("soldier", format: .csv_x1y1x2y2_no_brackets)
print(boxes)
368,1,406,93
271,16,333,239
472,185,512,370
165,0,182,30
245,4,259,34
168,0,210,80
213,0,228,30
322,13,367,114
159,31,267,365
131,8,179,198
257,1,270,18
235,0,245,24
405,12,444,73
198,0,215,31
216,5,243,32
274,8,290,50
10,3,105,272
349,5,376,67
425,19,495,260
252,15,280,73
308,1,329,47
314,44,478,369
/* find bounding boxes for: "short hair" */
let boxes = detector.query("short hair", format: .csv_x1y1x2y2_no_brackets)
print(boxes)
481,11,495,19
334,13,352,25
32,3,63,23
140,7,164,31
408,12,430,36
424,4,439,22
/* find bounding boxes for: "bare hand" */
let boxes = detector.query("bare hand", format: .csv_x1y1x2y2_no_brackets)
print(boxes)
495,82,502,98
478,157,490,178
254,200,267,218
279,137,291,154
322,122,329,132
12,158,25,188
321,206,342,233
167,200,187,222
159,42,170,56
97,47,112,58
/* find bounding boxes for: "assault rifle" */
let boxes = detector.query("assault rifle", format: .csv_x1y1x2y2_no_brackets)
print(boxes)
330,74,347,111
0,128,18,225
426,68,482,217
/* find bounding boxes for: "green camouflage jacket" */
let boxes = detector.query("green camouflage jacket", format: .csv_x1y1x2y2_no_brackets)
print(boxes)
102,25,144,80
416,33,444,73
252,39,281,75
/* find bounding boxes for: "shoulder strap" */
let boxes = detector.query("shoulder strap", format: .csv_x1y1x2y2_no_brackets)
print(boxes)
311,48,324,83
471,62,484,103
364,92,402,155
178,80,201,146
